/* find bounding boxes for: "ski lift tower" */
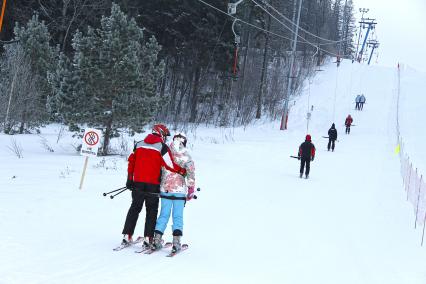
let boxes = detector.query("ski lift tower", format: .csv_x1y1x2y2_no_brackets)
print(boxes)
357,18,377,62
355,8,369,62
367,40,379,65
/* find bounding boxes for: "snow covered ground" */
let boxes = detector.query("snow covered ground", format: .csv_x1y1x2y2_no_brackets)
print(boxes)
399,65,426,175
1,60,426,284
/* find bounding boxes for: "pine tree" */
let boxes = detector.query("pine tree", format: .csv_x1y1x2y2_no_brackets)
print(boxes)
0,15,57,134
341,0,356,56
49,3,164,155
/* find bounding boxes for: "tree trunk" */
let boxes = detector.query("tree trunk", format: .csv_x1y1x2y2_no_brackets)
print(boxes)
4,70,18,134
175,76,189,117
159,56,169,98
189,66,201,123
19,101,28,134
102,116,113,156
256,17,271,119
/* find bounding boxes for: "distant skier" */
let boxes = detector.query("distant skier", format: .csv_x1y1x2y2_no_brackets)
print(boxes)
359,94,366,110
336,56,341,67
152,132,195,254
327,123,337,151
298,135,316,179
355,95,361,110
120,124,186,249
345,114,353,134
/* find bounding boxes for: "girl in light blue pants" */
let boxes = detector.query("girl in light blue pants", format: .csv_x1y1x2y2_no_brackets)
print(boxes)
153,132,195,253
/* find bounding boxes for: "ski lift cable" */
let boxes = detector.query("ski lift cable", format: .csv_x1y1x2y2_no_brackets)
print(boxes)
250,0,344,55
196,0,341,58
199,19,228,82
347,60,355,114
332,64,339,123
306,45,318,133
198,0,293,40
255,0,346,45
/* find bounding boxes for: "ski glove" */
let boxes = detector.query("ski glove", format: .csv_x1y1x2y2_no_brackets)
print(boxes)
187,186,195,201
126,179,134,190
175,166,187,177
298,156,301,160
311,157,314,162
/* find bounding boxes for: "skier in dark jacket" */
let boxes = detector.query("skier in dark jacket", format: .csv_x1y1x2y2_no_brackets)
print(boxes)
355,95,361,110
298,135,316,179
327,123,338,151
120,124,186,249
359,95,366,110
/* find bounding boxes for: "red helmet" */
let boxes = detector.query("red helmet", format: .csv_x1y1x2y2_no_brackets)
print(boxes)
305,134,311,142
152,124,170,140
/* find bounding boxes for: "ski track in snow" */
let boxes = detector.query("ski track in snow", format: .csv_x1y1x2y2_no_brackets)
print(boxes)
1,60,426,284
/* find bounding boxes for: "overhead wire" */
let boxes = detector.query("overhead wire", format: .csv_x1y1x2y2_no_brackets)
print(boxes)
197,0,294,41
257,0,345,45
200,19,228,82
306,45,319,133
196,0,341,58
250,0,343,54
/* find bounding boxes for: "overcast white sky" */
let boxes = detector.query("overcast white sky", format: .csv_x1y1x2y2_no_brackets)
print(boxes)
353,0,426,72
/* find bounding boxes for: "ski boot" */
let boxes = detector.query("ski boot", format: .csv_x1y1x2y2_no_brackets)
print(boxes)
305,174,309,179
121,234,133,246
171,236,182,253
152,232,163,250
299,172,303,178
142,236,153,250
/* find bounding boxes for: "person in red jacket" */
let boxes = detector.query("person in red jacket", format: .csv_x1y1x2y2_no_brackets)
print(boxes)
298,134,316,179
120,124,186,248
345,114,353,134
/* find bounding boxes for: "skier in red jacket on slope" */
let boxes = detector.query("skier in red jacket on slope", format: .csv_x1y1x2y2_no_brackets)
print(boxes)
120,124,186,249
345,115,353,134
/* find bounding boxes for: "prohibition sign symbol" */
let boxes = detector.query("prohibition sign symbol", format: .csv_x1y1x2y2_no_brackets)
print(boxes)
84,131,99,146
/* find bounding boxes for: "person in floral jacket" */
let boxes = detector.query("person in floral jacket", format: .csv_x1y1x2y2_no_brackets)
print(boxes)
152,132,195,253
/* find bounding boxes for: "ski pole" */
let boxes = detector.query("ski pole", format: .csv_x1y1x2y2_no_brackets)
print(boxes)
110,188,129,199
193,187,201,199
103,186,126,197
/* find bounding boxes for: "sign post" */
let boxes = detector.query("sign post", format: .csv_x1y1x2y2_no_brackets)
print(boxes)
79,128,102,190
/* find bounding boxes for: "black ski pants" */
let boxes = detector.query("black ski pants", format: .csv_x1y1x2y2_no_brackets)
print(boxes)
328,138,336,151
300,157,311,175
345,126,351,134
122,188,159,238
355,102,360,110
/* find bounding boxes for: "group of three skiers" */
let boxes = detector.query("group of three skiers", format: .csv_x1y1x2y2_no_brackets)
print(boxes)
298,113,354,179
120,124,195,254
119,117,355,247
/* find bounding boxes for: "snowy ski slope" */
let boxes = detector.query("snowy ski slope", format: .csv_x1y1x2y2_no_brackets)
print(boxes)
0,60,425,284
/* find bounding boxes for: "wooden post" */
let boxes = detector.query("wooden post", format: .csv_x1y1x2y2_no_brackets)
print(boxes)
79,156,89,190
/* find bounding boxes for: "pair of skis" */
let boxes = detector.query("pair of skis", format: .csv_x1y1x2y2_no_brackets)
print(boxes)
113,238,188,257
140,242,189,257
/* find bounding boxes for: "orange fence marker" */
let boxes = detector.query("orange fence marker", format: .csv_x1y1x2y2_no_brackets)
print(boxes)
0,0,7,32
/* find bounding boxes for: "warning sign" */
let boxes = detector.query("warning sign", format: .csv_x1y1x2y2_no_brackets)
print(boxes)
81,128,102,157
